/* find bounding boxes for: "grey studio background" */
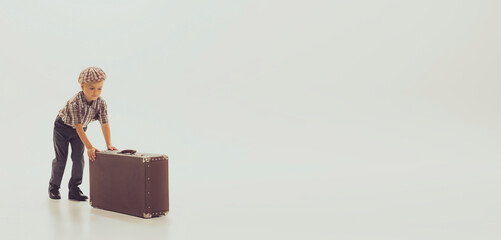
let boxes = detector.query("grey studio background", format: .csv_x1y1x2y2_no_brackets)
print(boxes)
0,0,500,239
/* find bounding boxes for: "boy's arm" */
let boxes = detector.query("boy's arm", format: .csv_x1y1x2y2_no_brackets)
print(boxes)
101,123,117,150
74,124,99,161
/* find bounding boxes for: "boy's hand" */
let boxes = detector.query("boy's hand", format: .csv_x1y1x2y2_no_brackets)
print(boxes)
107,145,118,151
87,147,100,161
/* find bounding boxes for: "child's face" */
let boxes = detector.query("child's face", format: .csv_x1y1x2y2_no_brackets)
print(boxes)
81,81,104,103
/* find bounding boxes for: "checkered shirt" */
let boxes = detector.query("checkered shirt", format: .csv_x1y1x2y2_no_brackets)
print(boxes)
58,91,108,128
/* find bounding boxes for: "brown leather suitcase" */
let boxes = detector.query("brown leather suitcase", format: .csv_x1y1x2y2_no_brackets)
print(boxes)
89,150,169,218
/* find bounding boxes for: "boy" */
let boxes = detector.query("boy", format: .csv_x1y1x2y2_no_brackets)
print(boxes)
48,67,117,201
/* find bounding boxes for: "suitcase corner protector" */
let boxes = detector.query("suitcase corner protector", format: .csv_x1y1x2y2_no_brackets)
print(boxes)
143,213,152,218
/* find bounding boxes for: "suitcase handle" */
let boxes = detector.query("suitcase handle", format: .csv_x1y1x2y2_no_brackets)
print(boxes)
118,149,137,154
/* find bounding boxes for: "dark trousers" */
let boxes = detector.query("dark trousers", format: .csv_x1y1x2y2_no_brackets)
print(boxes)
49,116,87,190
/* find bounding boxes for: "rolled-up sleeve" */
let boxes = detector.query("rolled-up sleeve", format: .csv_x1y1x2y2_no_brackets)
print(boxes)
98,100,109,124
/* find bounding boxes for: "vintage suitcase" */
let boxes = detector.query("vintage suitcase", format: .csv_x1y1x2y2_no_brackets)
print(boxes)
89,150,169,218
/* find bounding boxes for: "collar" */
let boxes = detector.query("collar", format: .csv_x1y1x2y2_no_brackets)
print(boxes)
78,91,97,107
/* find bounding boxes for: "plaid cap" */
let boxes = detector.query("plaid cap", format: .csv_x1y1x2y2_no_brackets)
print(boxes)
78,67,107,84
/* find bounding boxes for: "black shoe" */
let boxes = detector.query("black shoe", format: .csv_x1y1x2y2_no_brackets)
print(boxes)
48,185,61,200
68,187,88,201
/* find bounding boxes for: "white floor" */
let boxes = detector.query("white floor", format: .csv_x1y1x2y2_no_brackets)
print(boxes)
0,156,337,240
1,132,501,240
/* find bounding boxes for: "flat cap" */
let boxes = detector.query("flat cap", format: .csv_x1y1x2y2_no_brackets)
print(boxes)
78,67,107,84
